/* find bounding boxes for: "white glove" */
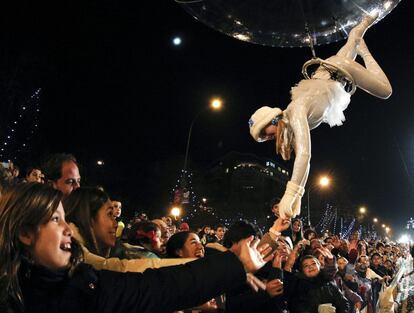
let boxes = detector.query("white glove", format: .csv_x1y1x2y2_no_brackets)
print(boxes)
279,181,304,218
292,184,304,217
318,303,336,313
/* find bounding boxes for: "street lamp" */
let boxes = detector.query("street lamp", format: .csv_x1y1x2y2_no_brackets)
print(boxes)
307,175,331,226
373,217,378,223
183,97,223,173
171,207,181,220
320,176,330,187
211,98,222,110
359,207,366,214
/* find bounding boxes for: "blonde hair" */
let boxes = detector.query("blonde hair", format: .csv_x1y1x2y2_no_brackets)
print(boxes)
275,119,293,161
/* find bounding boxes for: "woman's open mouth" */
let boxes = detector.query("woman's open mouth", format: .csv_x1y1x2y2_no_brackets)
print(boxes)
60,242,71,252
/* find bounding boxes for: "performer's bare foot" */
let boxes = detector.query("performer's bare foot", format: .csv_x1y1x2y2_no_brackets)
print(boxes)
348,12,379,43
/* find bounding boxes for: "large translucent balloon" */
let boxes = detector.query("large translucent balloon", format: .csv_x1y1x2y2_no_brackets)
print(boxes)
175,0,402,47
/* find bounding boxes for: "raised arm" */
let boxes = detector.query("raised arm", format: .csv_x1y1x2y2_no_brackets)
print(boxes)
93,237,272,313
278,105,310,218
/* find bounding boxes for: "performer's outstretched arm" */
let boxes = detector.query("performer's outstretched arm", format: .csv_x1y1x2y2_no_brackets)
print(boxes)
278,105,309,218
288,106,311,188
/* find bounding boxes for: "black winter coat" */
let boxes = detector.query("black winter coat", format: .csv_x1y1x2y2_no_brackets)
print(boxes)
20,252,246,313
284,271,350,313
226,266,285,313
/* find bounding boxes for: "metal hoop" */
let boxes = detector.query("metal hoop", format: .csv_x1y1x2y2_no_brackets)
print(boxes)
302,58,357,95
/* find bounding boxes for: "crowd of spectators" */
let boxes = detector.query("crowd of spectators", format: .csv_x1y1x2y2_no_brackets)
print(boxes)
0,153,413,313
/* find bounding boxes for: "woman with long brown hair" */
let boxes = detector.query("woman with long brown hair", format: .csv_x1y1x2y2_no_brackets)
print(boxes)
0,183,271,313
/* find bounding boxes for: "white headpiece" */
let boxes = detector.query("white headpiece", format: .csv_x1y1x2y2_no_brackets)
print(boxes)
248,106,282,142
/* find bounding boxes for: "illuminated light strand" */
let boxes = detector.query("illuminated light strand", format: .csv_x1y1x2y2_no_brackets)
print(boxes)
170,169,198,212
315,204,333,231
341,219,356,239
0,88,42,160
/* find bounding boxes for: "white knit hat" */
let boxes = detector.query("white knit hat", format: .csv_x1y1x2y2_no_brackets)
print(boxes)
248,106,283,142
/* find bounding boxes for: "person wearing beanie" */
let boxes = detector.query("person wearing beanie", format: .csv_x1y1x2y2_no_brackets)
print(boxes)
179,222,190,232
248,14,391,219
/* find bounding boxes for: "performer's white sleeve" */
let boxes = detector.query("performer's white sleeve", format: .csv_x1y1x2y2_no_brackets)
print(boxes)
287,103,311,187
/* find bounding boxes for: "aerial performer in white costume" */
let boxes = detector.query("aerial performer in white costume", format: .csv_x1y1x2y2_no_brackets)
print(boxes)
248,13,392,219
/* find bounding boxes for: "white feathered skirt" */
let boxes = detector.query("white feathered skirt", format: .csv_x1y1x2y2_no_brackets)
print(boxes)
290,79,351,128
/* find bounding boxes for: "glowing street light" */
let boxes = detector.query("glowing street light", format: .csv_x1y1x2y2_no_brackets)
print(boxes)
171,207,181,220
385,227,390,233
382,224,386,228
359,207,366,214
319,176,330,187
210,98,223,110
373,217,378,223
97,160,104,166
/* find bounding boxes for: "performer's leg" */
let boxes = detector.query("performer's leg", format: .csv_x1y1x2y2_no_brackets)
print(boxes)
336,13,378,60
313,14,378,81
357,39,390,88
326,39,392,99
323,13,392,99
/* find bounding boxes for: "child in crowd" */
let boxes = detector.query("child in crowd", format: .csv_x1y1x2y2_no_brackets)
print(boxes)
0,183,272,313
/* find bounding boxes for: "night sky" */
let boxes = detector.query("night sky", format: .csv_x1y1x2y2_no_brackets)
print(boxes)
0,1,413,234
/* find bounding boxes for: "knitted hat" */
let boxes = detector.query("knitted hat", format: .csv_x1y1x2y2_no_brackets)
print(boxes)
179,222,190,231
248,106,283,142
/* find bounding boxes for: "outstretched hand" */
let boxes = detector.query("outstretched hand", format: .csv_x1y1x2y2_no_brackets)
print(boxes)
284,241,306,272
331,236,341,249
266,279,284,297
272,252,288,269
279,181,304,218
271,217,291,233
316,246,334,260
246,273,266,292
278,193,295,219
231,236,273,273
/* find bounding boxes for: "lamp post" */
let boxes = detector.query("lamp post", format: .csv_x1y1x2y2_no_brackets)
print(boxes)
358,206,367,237
306,175,330,226
183,98,223,173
